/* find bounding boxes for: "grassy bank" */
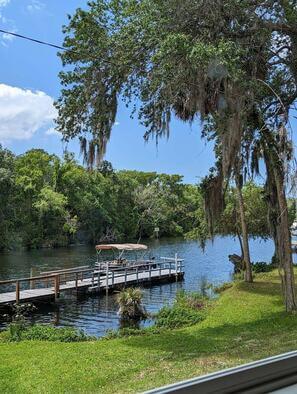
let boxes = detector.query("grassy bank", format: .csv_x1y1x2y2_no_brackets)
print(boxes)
2,271,297,393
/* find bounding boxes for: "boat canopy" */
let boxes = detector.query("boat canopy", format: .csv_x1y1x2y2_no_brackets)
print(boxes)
95,243,148,251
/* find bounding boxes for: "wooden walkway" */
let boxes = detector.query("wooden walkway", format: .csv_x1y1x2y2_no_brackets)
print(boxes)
0,259,184,306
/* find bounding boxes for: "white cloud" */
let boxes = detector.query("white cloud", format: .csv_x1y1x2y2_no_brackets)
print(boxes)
114,121,120,126
1,29,15,42
0,84,57,141
45,127,61,137
0,0,16,46
27,0,44,12
0,0,10,7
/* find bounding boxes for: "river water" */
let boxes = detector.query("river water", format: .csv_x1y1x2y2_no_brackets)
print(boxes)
0,236,275,337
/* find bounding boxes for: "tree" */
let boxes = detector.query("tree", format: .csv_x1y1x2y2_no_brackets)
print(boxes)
220,182,269,241
234,165,253,282
0,146,16,250
56,0,297,310
33,187,73,247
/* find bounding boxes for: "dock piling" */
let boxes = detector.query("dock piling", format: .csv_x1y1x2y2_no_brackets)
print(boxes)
15,281,20,304
97,273,100,290
54,275,60,301
106,262,109,293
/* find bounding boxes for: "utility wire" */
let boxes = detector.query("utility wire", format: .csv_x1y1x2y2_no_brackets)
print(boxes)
0,27,127,68
0,28,66,51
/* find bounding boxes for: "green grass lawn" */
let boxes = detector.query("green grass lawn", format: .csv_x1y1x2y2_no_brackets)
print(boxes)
2,270,297,393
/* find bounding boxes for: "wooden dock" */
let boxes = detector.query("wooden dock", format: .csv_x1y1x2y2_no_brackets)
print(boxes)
0,258,184,307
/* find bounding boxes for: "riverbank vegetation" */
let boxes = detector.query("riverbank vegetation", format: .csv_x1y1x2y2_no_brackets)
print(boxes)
1,270,297,393
0,145,278,251
0,146,198,250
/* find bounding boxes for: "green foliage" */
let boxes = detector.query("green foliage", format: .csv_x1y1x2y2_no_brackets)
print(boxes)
187,181,270,244
4,324,92,343
219,182,269,239
117,288,147,320
0,145,280,250
0,145,17,250
155,291,209,329
213,282,233,294
0,147,200,250
8,321,27,342
252,262,274,273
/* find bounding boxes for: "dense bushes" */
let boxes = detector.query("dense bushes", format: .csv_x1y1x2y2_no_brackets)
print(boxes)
0,146,279,250
252,262,274,273
212,282,233,294
155,291,209,329
1,324,93,343
0,290,212,342
0,146,201,250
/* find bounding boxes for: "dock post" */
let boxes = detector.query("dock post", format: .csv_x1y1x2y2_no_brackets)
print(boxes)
15,281,20,304
136,267,139,283
149,264,152,281
175,253,178,279
169,262,171,277
75,273,78,290
97,273,101,291
54,275,60,301
30,267,35,289
124,269,127,285
112,271,114,286
106,262,109,293
159,264,161,279
92,272,95,287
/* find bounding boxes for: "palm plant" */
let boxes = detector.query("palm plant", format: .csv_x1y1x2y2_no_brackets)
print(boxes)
117,288,147,320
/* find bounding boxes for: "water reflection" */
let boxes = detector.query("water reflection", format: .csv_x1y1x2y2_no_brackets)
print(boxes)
0,236,274,337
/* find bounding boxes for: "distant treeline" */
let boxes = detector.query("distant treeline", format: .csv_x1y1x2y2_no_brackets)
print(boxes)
1,146,293,251
0,147,202,250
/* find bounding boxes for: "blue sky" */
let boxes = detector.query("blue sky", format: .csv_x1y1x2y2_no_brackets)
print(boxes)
0,0,215,184
0,1,296,185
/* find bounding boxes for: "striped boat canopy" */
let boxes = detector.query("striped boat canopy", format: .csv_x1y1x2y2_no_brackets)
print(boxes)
95,243,148,251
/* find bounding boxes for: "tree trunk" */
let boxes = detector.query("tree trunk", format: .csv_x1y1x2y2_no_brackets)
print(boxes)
262,128,297,312
235,177,253,283
274,172,297,312
236,230,244,258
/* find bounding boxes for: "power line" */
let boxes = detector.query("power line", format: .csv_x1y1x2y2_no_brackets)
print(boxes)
0,27,147,72
0,27,122,68
0,28,66,51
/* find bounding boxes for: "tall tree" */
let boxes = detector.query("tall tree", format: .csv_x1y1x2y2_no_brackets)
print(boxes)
234,165,253,282
56,0,297,309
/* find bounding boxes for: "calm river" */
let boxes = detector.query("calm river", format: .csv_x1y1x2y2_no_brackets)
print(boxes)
0,236,276,336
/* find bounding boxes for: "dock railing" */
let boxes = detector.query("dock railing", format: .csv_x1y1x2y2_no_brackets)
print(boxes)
93,257,184,290
0,267,95,303
0,257,185,304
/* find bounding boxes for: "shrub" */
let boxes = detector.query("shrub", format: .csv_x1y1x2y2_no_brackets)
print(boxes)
8,320,27,342
6,302,37,342
233,271,245,281
155,291,209,329
5,324,94,342
155,305,205,329
11,303,37,317
213,282,233,294
117,288,147,320
252,261,273,273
